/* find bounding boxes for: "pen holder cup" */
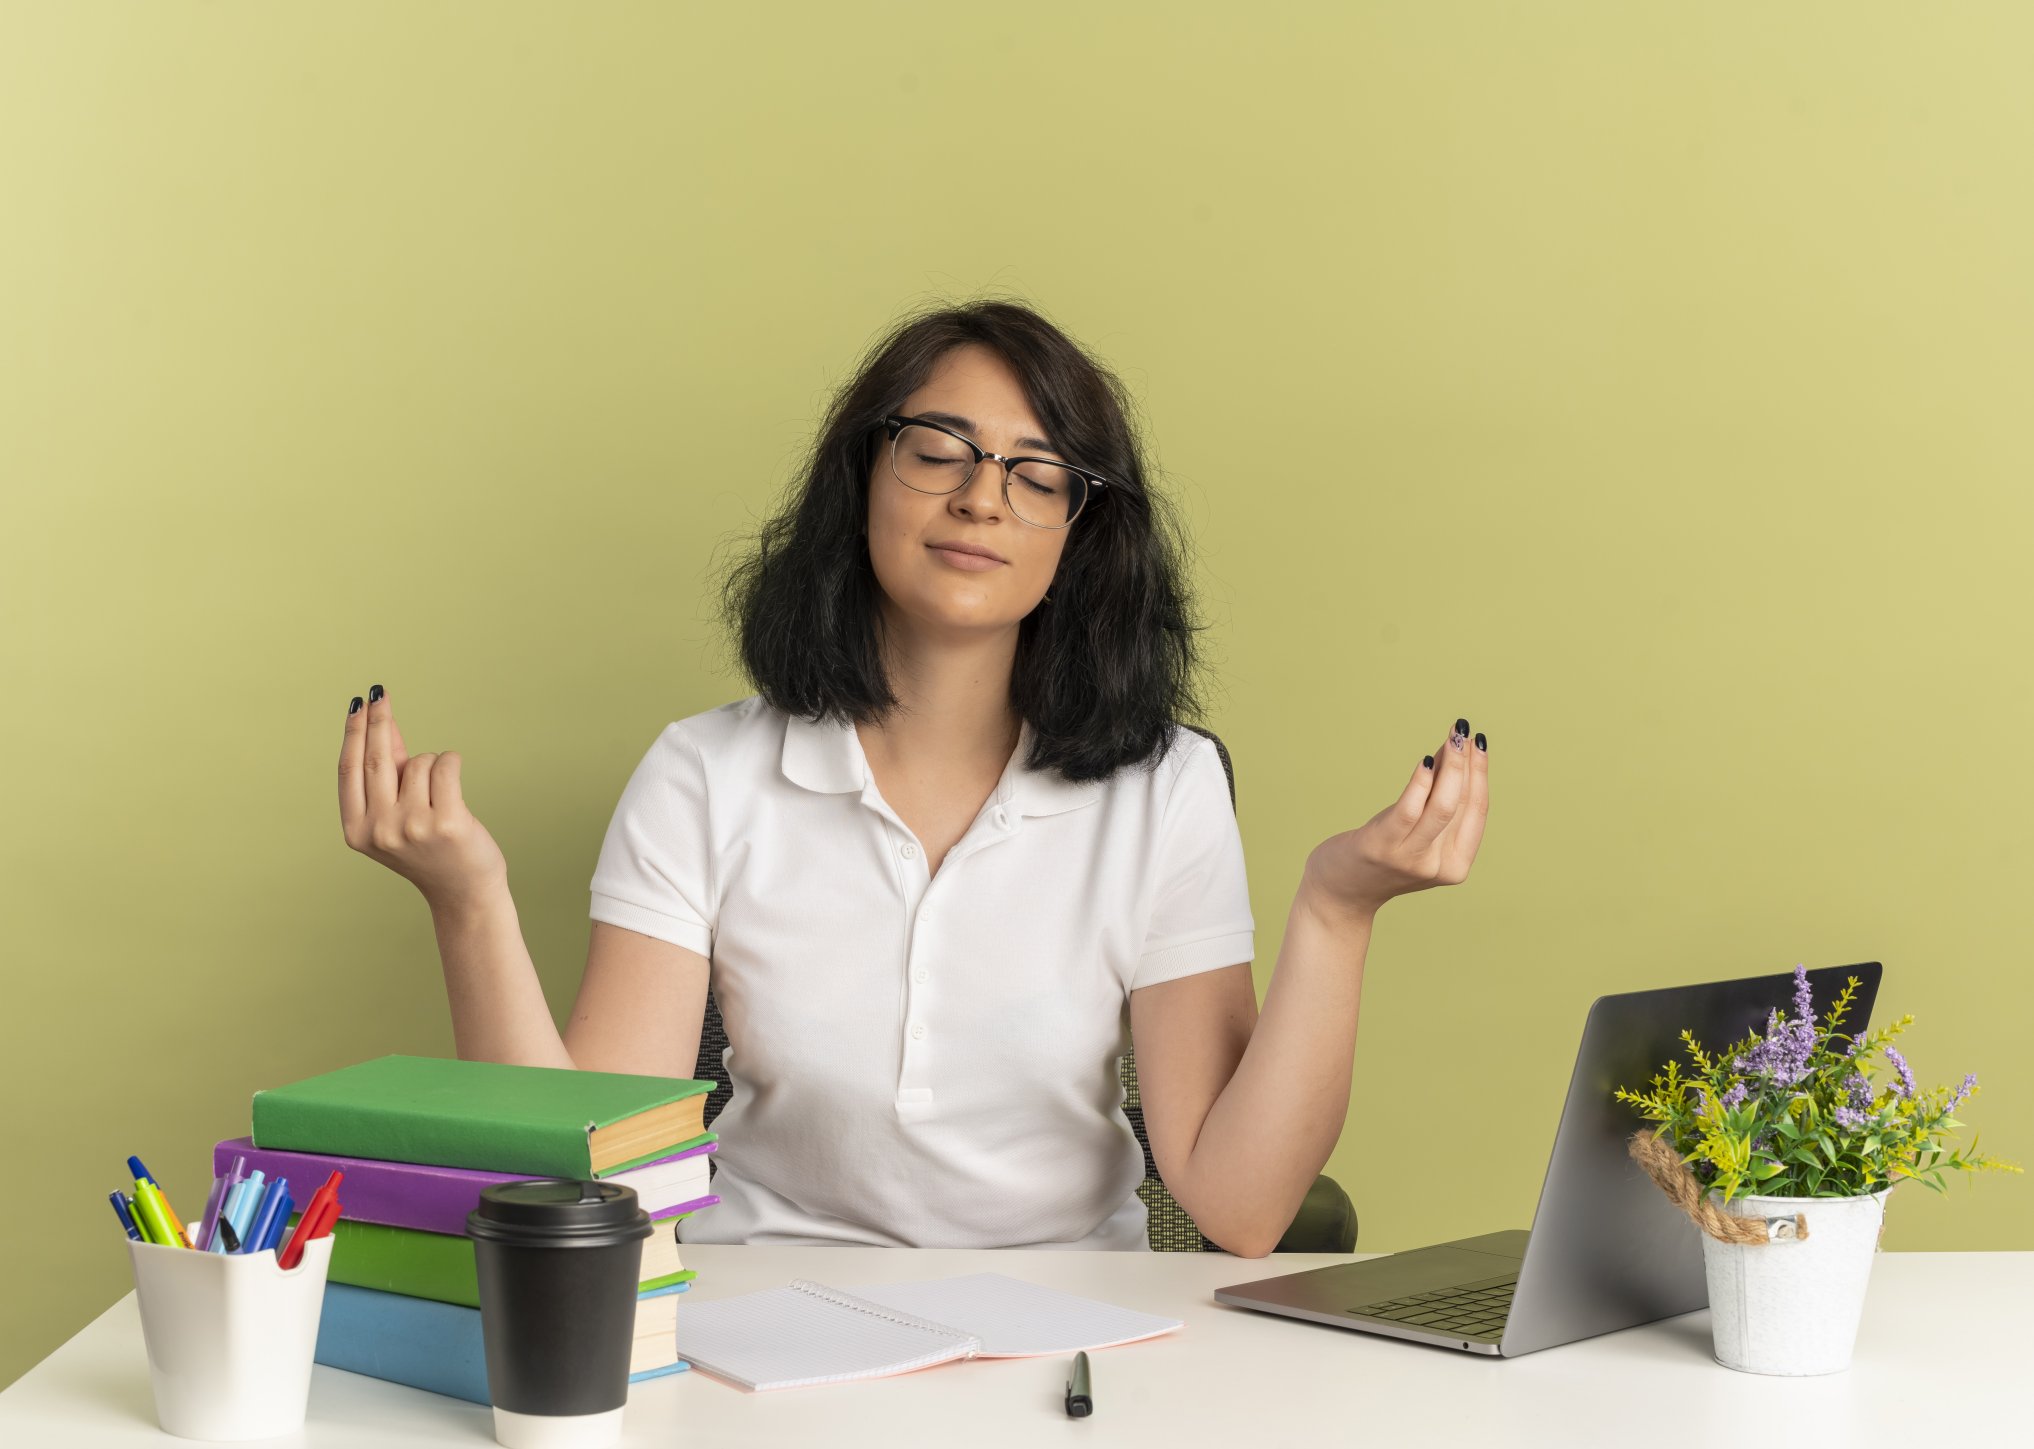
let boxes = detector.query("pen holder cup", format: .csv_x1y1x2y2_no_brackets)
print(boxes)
126,1232,335,1441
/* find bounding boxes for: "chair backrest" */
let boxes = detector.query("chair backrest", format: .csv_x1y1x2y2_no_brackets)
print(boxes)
689,724,1232,1251
1131,724,1230,1251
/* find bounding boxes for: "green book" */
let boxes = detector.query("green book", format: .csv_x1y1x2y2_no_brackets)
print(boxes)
251,1054,716,1178
322,1218,698,1308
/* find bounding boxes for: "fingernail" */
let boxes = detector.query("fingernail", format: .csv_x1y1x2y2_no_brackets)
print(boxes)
349,696,363,715
369,684,384,705
1422,755,1435,770
1455,717,1470,737
1475,732,1487,753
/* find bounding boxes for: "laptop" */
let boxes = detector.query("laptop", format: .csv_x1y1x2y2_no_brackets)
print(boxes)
1214,961,1882,1356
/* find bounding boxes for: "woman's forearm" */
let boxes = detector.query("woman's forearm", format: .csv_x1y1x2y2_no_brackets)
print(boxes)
1177,879,1374,1256
428,877,575,1069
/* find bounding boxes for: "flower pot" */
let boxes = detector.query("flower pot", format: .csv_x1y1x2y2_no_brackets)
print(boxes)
1699,1186,1891,1375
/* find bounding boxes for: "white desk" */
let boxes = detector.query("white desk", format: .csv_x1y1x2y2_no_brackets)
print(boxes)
3,1246,2025,1447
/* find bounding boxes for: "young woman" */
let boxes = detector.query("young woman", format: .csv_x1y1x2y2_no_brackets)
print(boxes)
335,300,1490,1258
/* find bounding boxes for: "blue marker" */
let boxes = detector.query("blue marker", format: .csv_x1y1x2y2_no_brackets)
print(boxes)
242,1176,289,1257
214,1169,265,1254
127,1155,158,1186
256,1191,294,1254
109,1191,142,1241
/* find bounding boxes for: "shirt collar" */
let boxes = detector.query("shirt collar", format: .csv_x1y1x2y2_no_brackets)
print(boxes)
779,709,1102,818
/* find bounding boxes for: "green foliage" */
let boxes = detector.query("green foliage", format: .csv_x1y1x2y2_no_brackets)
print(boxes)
1612,973,2022,1203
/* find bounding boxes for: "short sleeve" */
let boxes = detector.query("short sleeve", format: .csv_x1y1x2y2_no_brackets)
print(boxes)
1130,734,1255,990
588,723,715,958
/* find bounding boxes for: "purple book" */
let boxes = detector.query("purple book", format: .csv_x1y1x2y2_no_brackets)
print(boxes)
213,1135,718,1238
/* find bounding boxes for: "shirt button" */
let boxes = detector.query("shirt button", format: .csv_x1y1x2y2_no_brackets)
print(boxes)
899,842,918,860
913,969,928,984
910,1023,927,1039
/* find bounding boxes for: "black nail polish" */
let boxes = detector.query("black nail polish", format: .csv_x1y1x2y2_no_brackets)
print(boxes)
369,684,383,705
1475,732,1487,752
1455,717,1470,737
349,696,363,715
1422,755,1435,770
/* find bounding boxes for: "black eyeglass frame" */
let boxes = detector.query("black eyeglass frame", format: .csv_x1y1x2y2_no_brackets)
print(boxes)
879,414,1112,529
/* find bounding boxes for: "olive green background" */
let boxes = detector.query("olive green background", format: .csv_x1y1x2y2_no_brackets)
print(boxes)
4,2,2028,1390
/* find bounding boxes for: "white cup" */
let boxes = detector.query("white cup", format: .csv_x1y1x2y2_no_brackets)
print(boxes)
127,1232,335,1441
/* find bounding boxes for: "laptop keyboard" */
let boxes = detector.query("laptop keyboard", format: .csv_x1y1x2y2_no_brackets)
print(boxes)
1349,1272,1518,1341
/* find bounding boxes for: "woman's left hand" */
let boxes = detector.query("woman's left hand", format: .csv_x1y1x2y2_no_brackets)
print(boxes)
1301,717,1490,919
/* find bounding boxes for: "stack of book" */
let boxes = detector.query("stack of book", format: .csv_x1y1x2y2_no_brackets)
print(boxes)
225,1054,718,1404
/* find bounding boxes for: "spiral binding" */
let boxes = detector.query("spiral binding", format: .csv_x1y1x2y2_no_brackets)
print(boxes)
786,1279,982,1367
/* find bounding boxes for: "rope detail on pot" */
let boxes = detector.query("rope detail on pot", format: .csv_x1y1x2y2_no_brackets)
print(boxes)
1627,1129,1809,1244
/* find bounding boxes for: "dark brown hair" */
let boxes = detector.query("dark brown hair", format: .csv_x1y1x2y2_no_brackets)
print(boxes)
718,296,1204,782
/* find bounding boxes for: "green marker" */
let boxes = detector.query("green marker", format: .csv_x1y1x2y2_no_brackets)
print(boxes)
129,1179,176,1246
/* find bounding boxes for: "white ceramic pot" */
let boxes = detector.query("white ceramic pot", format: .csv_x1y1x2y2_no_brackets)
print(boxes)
127,1233,335,1439
1700,1186,1892,1375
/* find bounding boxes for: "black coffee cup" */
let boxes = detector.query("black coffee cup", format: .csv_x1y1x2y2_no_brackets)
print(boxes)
468,1179,653,1449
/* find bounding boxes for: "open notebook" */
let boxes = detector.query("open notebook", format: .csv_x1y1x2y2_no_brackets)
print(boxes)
673,1273,1184,1390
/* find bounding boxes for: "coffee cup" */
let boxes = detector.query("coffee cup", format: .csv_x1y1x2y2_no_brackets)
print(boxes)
468,1179,653,1449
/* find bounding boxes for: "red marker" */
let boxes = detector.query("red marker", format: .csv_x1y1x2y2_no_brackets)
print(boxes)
277,1171,343,1270
305,1195,341,1244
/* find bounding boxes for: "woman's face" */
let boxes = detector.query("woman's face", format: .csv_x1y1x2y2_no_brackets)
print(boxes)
865,343,1072,638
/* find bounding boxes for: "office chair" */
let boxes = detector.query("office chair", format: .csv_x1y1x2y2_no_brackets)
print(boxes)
689,723,1358,1254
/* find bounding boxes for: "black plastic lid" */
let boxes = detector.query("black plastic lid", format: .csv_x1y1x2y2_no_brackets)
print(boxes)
466,1179,652,1245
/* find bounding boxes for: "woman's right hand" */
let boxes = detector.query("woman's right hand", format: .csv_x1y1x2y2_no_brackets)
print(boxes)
338,685,508,911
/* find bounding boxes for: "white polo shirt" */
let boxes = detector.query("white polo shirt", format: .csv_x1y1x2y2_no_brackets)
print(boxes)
586,694,1254,1250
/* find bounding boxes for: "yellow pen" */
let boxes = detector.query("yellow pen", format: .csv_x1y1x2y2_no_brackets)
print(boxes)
130,1179,181,1247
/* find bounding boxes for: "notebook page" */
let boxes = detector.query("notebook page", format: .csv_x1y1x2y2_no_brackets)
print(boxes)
671,1281,980,1390
847,1273,1184,1357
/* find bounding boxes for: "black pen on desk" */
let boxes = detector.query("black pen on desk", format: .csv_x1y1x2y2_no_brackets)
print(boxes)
1064,1350,1093,1418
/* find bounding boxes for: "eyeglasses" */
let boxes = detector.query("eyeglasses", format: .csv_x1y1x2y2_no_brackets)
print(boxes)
880,415,1110,529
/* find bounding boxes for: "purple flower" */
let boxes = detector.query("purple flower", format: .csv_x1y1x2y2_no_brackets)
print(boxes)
1884,1045,1917,1100
1737,999,1816,1088
1791,963,1815,1034
1721,1082,1748,1111
1949,1072,1978,1110
1833,1074,1877,1134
